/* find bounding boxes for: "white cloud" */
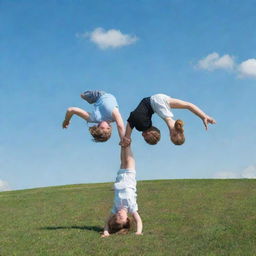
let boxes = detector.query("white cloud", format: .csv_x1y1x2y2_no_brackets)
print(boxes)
77,27,138,49
238,59,256,78
0,180,10,191
213,171,240,179
213,165,256,179
241,165,256,178
196,52,235,71
196,53,256,80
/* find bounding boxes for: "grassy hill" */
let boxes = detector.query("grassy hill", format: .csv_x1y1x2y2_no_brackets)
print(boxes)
1,179,256,256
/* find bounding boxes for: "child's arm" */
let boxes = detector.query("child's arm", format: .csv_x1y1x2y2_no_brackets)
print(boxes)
164,117,175,132
132,211,143,235
101,214,114,238
112,108,125,140
62,107,90,128
124,122,133,139
120,122,133,147
169,98,216,130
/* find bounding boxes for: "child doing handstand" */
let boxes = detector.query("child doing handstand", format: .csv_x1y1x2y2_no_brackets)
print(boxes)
62,90,125,142
122,93,216,146
101,145,143,237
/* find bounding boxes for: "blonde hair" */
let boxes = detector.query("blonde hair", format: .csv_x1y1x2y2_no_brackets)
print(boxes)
171,120,185,145
143,126,161,145
108,215,131,234
89,126,112,142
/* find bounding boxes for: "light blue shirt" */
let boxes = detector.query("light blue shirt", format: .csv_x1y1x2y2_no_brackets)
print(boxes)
111,169,138,214
88,93,118,123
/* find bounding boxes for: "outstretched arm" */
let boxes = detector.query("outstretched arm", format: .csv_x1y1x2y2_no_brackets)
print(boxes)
112,108,125,140
62,107,90,128
120,145,135,170
169,98,216,130
124,122,133,138
132,211,143,235
164,117,175,132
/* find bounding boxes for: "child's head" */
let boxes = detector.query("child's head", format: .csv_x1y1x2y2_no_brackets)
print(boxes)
108,209,131,234
89,121,112,142
142,126,161,145
170,119,185,145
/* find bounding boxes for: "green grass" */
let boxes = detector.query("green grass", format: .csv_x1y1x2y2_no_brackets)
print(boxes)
1,179,256,256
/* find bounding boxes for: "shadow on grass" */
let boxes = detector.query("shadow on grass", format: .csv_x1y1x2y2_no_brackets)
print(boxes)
40,225,103,233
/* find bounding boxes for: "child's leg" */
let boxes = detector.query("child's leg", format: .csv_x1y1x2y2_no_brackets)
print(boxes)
120,146,135,170
81,90,106,104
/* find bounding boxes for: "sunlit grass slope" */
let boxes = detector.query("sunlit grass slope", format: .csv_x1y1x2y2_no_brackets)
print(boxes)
1,179,256,256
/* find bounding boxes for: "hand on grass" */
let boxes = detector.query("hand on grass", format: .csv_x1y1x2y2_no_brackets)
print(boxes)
101,234,110,238
101,231,110,238
203,116,216,130
62,119,70,129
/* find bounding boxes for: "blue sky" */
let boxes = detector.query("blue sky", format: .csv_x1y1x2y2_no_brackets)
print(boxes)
1,0,256,191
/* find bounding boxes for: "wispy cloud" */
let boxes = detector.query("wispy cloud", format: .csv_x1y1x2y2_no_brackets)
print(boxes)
241,165,256,178
195,52,256,79
213,165,256,179
0,180,11,191
77,27,138,50
196,52,235,71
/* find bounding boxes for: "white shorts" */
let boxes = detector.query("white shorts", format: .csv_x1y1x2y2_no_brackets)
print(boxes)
114,169,136,191
112,169,138,214
150,94,174,119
